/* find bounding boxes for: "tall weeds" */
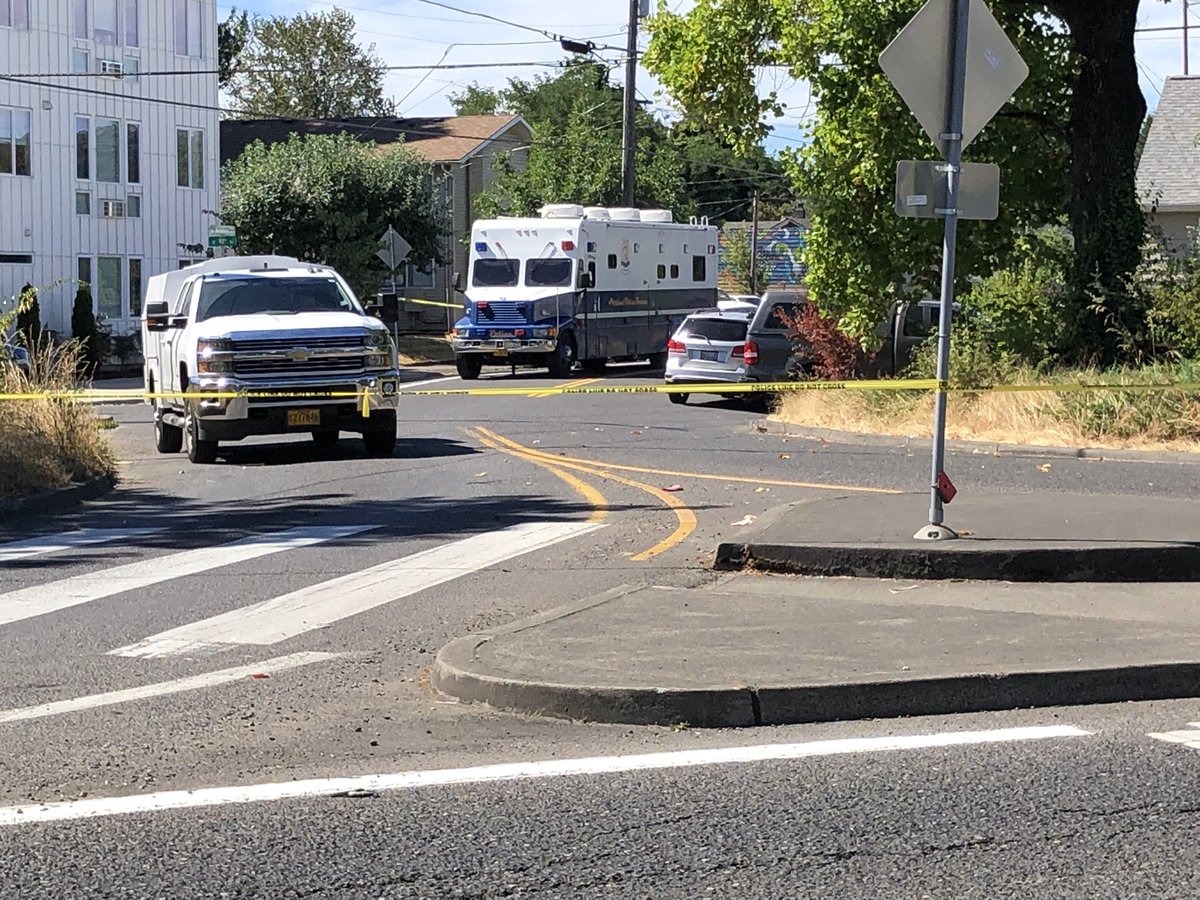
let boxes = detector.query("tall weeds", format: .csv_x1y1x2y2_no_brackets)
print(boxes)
0,337,114,498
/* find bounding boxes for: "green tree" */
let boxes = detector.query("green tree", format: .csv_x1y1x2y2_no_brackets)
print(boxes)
71,285,100,374
646,0,1152,363
452,61,693,217
220,133,442,299
218,8,251,90
227,8,394,119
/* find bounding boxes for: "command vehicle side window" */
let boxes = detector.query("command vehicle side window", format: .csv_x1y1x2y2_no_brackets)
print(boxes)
692,255,706,282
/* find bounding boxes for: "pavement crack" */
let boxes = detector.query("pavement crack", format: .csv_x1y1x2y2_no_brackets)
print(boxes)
750,687,763,725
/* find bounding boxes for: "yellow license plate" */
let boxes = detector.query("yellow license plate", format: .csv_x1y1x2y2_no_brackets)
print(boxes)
495,348,509,357
287,409,321,427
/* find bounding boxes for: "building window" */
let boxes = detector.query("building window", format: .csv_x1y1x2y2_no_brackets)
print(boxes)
123,56,139,82
76,116,90,179
129,258,142,316
127,194,141,218
405,261,435,289
126,123,139,183
0,0,29,29
692,255,707,282
94,0,116,43
73,0,87,37
0,108,31,177
123,0,137,47
97,256,123,318
96,118,121,183
0,253,34,264
76,191,91,215
174,0,202,57
177,128,204,188
71,49,90,73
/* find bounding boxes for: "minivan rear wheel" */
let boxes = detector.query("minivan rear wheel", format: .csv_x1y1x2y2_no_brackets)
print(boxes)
669,392,688,405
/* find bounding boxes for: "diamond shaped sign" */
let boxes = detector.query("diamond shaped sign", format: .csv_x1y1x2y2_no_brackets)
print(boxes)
880,0,1028,158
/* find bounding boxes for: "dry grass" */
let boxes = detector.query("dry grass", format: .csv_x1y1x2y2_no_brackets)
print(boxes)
774,377,1200,453
0,338,115,499
396,335,455,366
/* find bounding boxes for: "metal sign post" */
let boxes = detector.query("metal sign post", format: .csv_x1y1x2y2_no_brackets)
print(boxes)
880,0,1028,541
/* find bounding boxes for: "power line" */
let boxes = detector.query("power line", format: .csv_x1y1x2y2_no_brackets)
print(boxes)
2,61,570,78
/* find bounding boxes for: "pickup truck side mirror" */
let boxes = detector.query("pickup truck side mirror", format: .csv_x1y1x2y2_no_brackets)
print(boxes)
144,300,171,332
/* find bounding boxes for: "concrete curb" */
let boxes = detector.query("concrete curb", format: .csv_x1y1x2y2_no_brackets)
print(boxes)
758,419,1200,465
0,472,117,523
435,632,1200,727
712,540,1200,582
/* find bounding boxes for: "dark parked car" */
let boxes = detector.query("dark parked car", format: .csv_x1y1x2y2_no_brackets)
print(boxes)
1,340,30,377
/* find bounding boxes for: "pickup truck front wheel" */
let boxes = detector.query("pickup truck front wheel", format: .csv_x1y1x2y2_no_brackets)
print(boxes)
185,415,218,464
362,411,397,458
154,408,183,453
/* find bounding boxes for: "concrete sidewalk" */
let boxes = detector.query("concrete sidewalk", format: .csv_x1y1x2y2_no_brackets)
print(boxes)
433,491,1200,727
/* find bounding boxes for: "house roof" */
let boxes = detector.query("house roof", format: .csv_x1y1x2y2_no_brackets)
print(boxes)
219,114,531,166
1137,76,1200,212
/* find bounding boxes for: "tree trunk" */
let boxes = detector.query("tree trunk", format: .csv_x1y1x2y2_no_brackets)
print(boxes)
1050,0,1147,363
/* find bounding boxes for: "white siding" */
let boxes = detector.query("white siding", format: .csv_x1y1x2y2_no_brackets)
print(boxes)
0,0,219,336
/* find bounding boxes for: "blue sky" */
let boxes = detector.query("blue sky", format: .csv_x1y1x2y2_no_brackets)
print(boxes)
219,0,1197,155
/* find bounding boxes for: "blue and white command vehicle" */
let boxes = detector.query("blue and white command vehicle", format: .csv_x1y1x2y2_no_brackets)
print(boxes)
451,204,719,379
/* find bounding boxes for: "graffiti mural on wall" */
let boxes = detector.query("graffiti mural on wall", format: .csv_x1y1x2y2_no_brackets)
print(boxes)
718,218,809,287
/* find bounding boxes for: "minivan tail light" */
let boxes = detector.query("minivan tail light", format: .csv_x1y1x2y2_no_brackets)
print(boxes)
667,338,686,354
731,344,745,358
743,340,759,366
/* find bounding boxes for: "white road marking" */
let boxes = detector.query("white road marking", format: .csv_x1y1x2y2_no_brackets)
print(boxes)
0,528,162,563
401,375,458,391
0,526,374,628
0,652,340,724
0,724,1090,825
110,520,604,658
1147,722,1200,750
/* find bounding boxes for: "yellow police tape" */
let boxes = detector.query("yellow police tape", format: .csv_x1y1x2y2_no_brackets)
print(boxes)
8,377,1200,403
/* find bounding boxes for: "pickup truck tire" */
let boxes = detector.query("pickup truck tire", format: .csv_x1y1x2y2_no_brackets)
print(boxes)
456,355,483,380
547,334,577,379
362,412,397,458
312,431,340,453
154,408,183,453
185,415,218,464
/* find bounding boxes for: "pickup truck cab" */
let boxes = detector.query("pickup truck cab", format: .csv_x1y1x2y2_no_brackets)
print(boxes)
142,256,401,463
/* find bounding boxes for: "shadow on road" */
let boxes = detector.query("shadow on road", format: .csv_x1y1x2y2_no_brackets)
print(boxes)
213,436,478,467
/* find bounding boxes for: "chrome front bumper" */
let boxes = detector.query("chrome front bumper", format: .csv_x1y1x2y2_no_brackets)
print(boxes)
187,371,402,420
452,338,557,355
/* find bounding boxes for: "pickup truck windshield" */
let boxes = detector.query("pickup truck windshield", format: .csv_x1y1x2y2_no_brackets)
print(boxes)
195,277,359,321
471,259,520,288
525,258,573,287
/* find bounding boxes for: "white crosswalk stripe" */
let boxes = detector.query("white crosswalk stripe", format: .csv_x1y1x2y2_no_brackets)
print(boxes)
109,520,605,659
0,528,162,563
0,525,375,628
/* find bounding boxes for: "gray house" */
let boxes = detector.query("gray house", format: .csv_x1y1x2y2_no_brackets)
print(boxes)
1137,75,1200,257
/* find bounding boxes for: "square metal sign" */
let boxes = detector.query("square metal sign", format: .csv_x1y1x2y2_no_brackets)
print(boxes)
879,0,1028,158
895,160,1000,220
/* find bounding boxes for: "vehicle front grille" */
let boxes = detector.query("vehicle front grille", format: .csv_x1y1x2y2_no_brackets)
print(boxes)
246,384,361,405
476,302,528,326
234,357,366,377
231,335,366,354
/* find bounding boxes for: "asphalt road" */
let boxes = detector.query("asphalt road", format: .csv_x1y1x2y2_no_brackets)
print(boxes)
4,362,1200,895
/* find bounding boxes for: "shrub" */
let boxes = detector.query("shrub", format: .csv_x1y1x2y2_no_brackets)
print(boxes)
778,302,866,381
0,338,114,498
1140,235,1200,359
15,283,40,346
71,285,101,374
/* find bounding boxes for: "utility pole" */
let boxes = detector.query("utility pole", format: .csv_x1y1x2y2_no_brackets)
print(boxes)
749,192,760,294
620,0,639,206
1185,0,1191,75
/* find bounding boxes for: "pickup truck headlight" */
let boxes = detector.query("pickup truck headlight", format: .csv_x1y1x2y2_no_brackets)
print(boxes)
197,358,235,374
364,353,390,369
197,337,234,356
364,331,390,349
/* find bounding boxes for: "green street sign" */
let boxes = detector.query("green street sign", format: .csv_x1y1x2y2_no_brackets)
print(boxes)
208,225,237,248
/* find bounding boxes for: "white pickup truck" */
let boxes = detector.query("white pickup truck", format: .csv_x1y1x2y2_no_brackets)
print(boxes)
142,256,401,463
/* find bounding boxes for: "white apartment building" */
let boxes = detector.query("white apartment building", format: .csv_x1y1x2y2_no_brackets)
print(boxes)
0,0,219,338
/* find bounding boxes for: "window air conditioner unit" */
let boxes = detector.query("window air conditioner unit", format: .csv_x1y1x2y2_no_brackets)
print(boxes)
101,199,126,218
100,60,124,77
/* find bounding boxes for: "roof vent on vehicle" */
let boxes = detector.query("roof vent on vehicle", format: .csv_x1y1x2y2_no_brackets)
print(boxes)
640,209,674,223
539,203,585,219
607,207,641,221
583,206,611,220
